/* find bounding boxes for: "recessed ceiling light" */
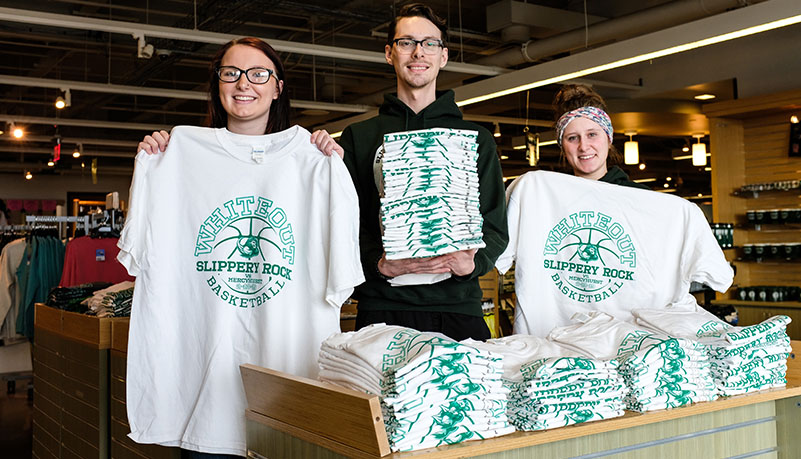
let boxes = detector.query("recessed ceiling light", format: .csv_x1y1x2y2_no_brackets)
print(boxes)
694,94,716,100
47,160,55,167
638,163,646,170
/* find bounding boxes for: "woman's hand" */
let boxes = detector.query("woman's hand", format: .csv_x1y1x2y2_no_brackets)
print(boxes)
138,130,170,155
310,129,344,159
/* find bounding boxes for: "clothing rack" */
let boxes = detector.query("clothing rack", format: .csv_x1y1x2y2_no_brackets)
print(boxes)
25,215,91,237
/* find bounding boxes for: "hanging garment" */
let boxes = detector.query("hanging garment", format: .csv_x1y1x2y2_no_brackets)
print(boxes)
118,125,364,456
60,236,134,287
0,238,26,342
496,171,733,337
16,235,65,338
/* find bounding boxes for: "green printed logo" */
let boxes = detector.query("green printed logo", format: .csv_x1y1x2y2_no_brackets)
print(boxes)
617,331,660,357
193,196,295,308
696,320,730,338
543,211,637,303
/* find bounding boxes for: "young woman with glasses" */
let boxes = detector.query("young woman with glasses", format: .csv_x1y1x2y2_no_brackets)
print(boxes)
137,37,341,157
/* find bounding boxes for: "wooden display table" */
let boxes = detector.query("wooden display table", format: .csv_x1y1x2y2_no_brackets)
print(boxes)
241,342,801,459
33,303,116,459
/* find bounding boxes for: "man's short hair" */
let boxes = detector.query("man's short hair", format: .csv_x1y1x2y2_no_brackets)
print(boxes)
386,3,448,47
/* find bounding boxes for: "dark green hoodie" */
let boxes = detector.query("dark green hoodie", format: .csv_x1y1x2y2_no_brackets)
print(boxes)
340,90,509,317
600,165,650,190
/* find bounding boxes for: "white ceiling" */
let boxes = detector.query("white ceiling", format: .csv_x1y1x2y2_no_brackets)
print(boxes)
1,0,799,197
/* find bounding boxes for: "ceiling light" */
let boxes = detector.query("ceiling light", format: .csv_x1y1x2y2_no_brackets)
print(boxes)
704,167,712,171
692,134,707,166
682,145,690,152
134,32,154,59
11,123,23,139
25,171,32,180
494,123,501,138
694,94,716,100
624,131,638,165
73,142,83,158
500,155,509,160
664,183,670,188
657,188,677,193
791,115,799,124
638,163,646,170
454,2,801,106
47,160,55,167
633,177,657,183
698,193,703,197
666,176,672,181
54,88,71,109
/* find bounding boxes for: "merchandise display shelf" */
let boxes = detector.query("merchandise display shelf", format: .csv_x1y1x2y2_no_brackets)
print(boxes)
33,303,116,459
242,342,801,459
711,299,801,309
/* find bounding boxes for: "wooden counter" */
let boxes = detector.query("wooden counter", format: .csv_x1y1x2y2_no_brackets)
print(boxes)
243,341,801,459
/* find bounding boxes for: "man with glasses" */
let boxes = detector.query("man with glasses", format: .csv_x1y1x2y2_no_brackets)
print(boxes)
340,3,508,341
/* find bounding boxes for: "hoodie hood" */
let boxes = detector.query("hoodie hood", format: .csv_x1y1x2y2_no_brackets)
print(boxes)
379,90,463,131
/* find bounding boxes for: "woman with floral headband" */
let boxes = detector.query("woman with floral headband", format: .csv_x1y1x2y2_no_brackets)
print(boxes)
552,84,648,189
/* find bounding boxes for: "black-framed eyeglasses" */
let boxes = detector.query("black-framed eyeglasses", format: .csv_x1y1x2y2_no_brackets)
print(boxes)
391,38,444,54
215,66,276,84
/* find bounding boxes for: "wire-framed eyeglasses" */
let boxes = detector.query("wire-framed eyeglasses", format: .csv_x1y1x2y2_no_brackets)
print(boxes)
391,38,444,54
215,66,276,84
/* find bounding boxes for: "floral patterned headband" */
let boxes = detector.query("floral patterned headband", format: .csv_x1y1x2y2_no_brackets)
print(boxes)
556,106,614,148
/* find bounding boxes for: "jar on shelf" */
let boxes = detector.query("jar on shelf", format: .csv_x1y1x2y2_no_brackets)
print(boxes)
742,244,754,260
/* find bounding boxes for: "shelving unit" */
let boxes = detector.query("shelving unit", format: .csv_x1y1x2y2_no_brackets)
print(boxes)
706,88,801,339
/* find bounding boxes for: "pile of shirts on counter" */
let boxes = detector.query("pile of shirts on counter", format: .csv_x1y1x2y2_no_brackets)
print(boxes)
632,308,791,396
466,335,626,431
549,312,718,412
318,324,513,452
44,280,134,317
46,282,112,312
380,128,485,260
82,281,135,317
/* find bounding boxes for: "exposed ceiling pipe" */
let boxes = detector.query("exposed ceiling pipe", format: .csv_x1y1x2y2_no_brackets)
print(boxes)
476,0,763,68
0,7,507,76
0,114,171,132
0,75,376,113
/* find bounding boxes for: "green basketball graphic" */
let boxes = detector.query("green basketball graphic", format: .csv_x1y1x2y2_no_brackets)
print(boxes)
543,211,636,302
194,196,295,308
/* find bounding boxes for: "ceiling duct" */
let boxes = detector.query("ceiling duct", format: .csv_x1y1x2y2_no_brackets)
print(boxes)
480,0,763,68
487,0,606,43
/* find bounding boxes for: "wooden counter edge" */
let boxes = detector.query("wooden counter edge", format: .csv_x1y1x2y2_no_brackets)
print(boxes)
244,341,801,459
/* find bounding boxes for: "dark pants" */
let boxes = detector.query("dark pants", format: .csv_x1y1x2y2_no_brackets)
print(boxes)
355,309,491,341
180,449,244,459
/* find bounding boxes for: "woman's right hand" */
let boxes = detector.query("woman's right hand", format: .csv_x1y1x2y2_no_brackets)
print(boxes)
138,130,170,155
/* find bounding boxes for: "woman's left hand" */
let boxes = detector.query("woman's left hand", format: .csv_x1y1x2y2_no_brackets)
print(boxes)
310,129,344,159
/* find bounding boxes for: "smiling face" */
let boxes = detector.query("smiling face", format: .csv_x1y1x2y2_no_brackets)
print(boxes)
218,44,283,135
561,116,610,180
385,16,448,95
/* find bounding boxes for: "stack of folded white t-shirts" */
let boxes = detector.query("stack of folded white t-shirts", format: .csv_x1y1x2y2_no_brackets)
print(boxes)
465,335,626,431
549,311,717,412
82,281,135,317
318,324,513,452
380,128,485,260
632,308,791,396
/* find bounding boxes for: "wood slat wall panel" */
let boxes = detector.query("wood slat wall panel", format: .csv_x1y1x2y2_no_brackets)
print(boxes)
711,91,801,299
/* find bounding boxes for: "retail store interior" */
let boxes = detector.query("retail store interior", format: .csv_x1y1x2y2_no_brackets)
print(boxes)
1,0,801,458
